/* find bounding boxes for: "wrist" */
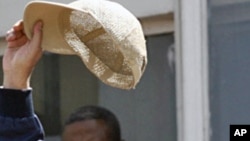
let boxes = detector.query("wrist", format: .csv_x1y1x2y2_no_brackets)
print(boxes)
3,72,31,89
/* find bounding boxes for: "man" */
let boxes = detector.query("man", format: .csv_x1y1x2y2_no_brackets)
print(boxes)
0,20,122,141
63,105,121,141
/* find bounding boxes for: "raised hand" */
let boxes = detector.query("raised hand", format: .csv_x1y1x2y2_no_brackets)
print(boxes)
3,20,43,89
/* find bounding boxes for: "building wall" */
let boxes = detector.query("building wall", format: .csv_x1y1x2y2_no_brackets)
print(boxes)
30,53,99,135
0,0,173,37
99,34,176,141
58,55,99,124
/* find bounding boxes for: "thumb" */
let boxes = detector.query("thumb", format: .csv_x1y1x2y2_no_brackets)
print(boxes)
30,21,43,50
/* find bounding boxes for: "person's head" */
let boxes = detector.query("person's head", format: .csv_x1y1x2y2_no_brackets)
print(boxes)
62,105,121,141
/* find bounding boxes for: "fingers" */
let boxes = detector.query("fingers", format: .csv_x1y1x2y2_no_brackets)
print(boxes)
5,20,25,43
5,29,16,41
13,20,23,32
5,20,43,49
7,35,28,48
6,28,28,48
6,28,24,41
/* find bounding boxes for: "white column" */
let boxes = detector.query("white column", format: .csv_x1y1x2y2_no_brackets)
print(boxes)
174,0,210,141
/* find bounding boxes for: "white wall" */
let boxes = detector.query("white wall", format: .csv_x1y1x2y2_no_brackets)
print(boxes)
113,0,173,17
0,0,173,37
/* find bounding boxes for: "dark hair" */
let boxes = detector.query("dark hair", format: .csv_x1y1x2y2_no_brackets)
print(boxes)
64,105,121,141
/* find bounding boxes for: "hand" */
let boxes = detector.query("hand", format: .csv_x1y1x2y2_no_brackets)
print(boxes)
3,20,43,89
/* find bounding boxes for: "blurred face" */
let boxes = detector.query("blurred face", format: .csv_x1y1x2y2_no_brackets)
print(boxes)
62,119,109,141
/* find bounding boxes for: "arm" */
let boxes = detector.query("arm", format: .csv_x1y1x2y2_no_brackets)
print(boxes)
0,20,44,141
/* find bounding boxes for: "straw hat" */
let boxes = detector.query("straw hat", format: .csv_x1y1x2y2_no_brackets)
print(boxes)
23,0,147,89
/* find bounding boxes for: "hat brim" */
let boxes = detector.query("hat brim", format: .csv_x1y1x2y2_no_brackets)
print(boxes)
23,1,76,54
